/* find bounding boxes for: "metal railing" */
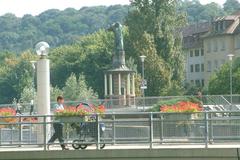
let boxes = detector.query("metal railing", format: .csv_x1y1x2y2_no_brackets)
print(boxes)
2,95,240,112
1,111,240,150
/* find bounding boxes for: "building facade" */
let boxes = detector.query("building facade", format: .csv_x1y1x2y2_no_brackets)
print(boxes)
182,22,210,87
183,12,240,88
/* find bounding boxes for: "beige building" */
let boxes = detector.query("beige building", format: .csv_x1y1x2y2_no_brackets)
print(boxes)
203,13,240,85
182,22,210,87
183,12,240,88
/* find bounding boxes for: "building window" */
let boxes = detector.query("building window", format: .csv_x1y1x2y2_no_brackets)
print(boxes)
235,35,240,49
190,65,194,72
201,49,204,56
195,49,199,56
220,21,224,31
221,39,226,51
207,41,211,53
214,60,218,70
195,80,201,86
195,64,200,72
213,40,218,52
207,61,212,72
201,64,204,72
202,79,205,87
190,50,193,57
221,59,225,65
190,80,194,84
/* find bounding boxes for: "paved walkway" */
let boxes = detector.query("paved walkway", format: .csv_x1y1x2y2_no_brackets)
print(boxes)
1,144,240,152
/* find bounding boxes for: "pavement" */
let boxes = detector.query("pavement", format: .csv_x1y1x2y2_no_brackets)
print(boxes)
1,143,240,152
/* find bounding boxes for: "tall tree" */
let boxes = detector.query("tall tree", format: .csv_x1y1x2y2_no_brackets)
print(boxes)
126,0,186,96
224,0,240,14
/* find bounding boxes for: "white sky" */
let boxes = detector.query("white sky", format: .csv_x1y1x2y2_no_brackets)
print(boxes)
0,0,231,17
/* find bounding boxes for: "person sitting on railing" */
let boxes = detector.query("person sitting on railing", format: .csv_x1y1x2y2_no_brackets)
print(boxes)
47,96,69,150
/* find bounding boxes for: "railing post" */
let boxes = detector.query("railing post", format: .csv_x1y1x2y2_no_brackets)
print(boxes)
149,112,153,149
159,114,163,143
96,114,100,150
43,116,47,151
18,116,22,147
0,128,1,146
204,111,209,148
112,113,116,144
209,113,213,144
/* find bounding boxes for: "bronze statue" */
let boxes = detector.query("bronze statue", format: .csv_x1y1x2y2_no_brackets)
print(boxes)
108,22,124,52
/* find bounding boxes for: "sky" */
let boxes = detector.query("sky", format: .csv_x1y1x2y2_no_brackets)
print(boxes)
0,0,230,17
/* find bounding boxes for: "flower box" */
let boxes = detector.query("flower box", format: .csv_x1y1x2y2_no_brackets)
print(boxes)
57,116,86,123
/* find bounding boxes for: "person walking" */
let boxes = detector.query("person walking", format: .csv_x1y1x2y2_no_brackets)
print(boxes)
47,96,69,150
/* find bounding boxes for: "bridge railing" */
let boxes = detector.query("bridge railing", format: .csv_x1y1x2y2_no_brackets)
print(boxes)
1,95,240,112
1,111,240,150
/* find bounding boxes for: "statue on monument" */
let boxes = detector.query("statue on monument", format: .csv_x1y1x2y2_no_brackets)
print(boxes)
108,22,124,52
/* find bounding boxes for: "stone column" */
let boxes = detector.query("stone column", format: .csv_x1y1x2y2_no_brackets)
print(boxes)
104,74,107,96
118,73,121,95
132,73,135,96
127,73,130,95
109,74,113,95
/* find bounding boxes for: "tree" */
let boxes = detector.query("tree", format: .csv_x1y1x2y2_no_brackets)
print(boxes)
224,0,240,14
208,57,240,95
126,0,186,96
63,73,98,101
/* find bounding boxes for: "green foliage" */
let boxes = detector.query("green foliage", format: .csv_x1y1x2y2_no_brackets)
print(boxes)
0,5,129,52
126,0,186,96
208,58,240,95
223,0,240,14
63,73,98,101
0,3,239,52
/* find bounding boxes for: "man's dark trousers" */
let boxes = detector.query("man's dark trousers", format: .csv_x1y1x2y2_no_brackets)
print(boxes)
48,123,64,144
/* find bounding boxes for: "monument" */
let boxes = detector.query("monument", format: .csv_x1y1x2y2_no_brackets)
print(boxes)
104,22,135,106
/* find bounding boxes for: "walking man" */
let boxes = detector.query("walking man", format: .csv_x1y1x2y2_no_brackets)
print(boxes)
47,96,69,150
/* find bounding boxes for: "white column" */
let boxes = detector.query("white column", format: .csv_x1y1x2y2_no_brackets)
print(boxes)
36,58,51,144
132,74,135,96
109,74,113,95
127,73,130,95
37,59,50,116
118,73,121,95
104,74,107,96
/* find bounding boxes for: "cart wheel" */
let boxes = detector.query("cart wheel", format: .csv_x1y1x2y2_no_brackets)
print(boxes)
100,144,105,149
72,140,81,150
80,144,88,150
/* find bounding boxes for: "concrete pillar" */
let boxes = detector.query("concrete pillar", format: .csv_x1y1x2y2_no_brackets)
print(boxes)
127,73,130,95
132,74,135,96
36,58,51,145
118,73,121,95
104,74,107,96
109,74,113,95
37,59,50,116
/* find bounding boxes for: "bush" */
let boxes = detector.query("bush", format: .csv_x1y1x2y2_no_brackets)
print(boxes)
149,96,202,112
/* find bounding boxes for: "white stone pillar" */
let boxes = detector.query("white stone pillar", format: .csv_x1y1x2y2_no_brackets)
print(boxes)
118,73,121,95
36,58,51,144
104,74,107,96
127,73,130,95
109,74,113,95
132,74,135,96
37,59,50,116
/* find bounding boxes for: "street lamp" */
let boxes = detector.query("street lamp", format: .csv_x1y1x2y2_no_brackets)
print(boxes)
140,55,146,111
227,54,234,107
35,41,51,145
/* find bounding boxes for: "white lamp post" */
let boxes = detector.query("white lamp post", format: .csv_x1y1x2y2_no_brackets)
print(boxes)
227,54,234,107
35,41,51,146
140,55,146,111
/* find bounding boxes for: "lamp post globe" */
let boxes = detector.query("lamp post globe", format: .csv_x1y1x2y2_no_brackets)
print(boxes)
35,41,50,57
